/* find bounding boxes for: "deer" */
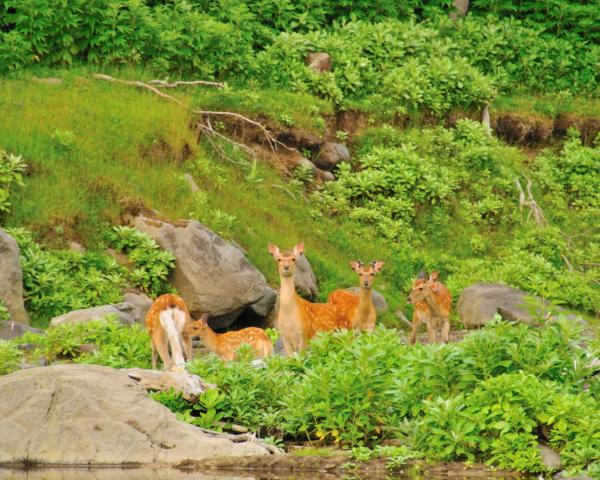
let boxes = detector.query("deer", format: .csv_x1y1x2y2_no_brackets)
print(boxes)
268,242,351,355
145,293,194,371
328,260,385,332
407,271,452,345
185,314,273,362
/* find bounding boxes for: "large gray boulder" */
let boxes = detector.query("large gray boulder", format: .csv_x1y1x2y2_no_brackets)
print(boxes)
295,254,319,299
0,321,43,340
313,142,350,171
345,288,388,313
132,216,270,323
0,364,270,465
0,228,29,324
50,292,152,327
457,282,559,328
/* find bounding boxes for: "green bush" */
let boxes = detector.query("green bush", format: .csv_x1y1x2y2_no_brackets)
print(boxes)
107,226,175,298
0,301,8,322
0,340,22,375
0,150,27,221
7,228,127,324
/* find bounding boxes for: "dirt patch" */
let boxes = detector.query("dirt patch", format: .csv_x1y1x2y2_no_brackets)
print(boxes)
554,113,600,145
179,453,521,479
493,114,554,145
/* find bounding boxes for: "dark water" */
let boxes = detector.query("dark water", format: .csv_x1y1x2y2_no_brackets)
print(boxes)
0,469,516,480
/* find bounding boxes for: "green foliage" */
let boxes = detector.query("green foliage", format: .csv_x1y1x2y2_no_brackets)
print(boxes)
7,228,126,325
0,301,9,322
0,150,27,221
15,317,152,368
0,340,22,375
107,226,175,297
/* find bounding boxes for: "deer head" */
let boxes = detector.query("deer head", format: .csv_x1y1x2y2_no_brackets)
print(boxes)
185,313,210,336
268,242,304,278
407,271,440,303
350,260,384,289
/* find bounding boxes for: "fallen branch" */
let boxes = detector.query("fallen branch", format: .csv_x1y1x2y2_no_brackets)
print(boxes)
395,309,413,330
93,73,292,159
148,79,224,89
196,427,283,455
515,177,547,226
124,368,215,403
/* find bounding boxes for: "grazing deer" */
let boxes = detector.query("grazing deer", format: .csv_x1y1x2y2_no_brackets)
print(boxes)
146,293,193,370
407,271,452,344
185,314,272,362
269,242,350,354
328,260,385,332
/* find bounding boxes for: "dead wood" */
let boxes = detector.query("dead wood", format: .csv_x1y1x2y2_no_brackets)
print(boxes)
124,368,216,403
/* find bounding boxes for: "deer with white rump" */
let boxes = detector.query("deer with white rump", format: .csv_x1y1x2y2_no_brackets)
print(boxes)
145,293,194,370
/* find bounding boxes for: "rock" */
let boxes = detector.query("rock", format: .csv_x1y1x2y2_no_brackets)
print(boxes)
182,173,200,193
249,286,277,317
0,228,29,324
316,169,335,182
449,0,469,19
68,241,86,253
50,293,152,327
305,52,332,74
296,156,318,174
132,216,269,321
458,282,549,328
274,337,285,356
538,443,562,470
313,142,350,171
345,288,388,313
76,343,99,354
0,364,270,465
295,254,319,299
0,321,43,340
105,247,133,269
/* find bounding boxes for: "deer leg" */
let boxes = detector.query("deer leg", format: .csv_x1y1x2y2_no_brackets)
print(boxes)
409,315,420,345
182,333,193,362
151,339,158,370
441,318,450,343
153,331,172,370
426,320,437,344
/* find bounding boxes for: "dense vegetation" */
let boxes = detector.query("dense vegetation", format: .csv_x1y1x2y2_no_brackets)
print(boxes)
3,317,599,475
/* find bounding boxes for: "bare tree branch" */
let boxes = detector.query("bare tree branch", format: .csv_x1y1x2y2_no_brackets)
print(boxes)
148,79,224,89
515,177,547,226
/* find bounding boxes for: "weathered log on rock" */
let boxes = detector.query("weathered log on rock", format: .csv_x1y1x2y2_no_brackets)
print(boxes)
124,368,216,402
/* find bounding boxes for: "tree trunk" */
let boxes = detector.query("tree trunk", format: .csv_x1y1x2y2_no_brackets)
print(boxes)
450,0,469,19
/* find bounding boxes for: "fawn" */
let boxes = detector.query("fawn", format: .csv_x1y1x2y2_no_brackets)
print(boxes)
185,314,273,362
269,242,350,354
145,293,194,370
407,271,452,344
328,260,385,332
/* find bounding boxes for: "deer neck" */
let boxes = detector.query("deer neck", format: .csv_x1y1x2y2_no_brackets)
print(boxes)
198,327,220,353
422,291,442,317
279,274,300,313
356,286,373,319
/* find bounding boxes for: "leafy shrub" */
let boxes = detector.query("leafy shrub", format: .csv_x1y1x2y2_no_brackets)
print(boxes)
0,150,27,220
107,226,175,298
0,31,33,73
7,228,127,323
0,301,9,322
0,340,22,375
15,317,152,368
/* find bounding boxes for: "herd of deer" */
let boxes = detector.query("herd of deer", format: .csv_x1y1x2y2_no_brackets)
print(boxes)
146,243,452,370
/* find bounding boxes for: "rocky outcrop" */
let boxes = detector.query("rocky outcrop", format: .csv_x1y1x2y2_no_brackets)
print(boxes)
0,364,271,466
305,52,332,74
457,282,568,328
50,291,152,327
313,142,350,171
0,228,29,324
295,254,319,299
132,216,272,326
0,321,43,340
345,288,388,313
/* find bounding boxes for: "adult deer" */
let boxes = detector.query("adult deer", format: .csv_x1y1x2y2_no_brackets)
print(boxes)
269,242,350,354
328,260,385,332
146,294,193,370
407,271,452,344
185,314,272,362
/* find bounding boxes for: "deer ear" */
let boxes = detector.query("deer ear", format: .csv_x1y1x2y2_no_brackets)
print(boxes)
200,313,209,324
268,243,281,258
293,242,304,256
428,271,439,282
372,260,385,273
417,270,427,279
349,261,361,272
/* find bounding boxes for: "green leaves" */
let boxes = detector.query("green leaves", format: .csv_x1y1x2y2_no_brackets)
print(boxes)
0,150,27,221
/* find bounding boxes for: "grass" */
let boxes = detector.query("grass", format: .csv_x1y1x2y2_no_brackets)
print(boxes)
493,94,600,118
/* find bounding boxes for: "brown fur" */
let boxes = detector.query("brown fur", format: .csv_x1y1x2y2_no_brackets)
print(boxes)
407,271,452,344
186,315,272,362
328,260,384,332
145,293,193,370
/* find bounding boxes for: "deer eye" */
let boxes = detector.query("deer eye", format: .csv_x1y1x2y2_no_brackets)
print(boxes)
291,258,296,262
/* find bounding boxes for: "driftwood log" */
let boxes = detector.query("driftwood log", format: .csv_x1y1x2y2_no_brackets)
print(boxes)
124,368,216,402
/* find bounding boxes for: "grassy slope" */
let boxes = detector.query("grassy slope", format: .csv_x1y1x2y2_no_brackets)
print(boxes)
0,71,404,323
